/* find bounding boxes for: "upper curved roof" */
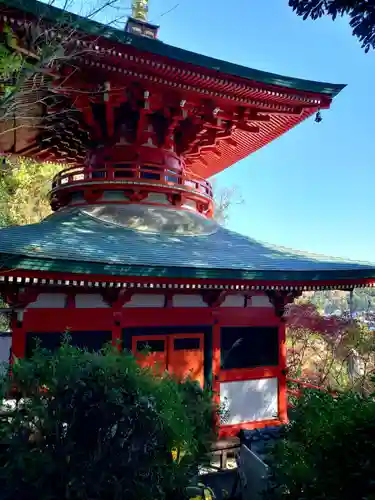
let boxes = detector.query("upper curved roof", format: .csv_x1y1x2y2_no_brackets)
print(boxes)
0,205,374,286
1,0,345,97
0,0,346,178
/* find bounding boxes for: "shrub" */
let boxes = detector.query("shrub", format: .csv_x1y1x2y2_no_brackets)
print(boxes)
266,387,375,499
0,341,216,500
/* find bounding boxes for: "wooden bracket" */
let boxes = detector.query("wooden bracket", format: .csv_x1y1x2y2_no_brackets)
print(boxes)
202,291,226,308
128,190,148,203
84,189,102,204
165,292,173,308
5,287,39,308
101,289,129,308
113,289,134,309
167,193,183,207
266,290,301,319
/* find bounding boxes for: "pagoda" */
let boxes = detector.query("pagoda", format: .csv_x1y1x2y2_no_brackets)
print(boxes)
1,0,375,438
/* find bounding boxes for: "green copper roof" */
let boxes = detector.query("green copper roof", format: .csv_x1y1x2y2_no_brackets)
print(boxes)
1,0,345,97
0,205,374,283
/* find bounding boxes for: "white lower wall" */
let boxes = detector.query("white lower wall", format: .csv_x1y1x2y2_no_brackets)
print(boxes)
220,378,278,425
124,294,165,308
75,294,110,308
220,295,246,307
0,335,11,374
249,295,273,308
172,294,208,307
27,293,67,308
22,291,275,310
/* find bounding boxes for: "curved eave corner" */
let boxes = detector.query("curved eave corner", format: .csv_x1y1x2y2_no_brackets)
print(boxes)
0,206,374,290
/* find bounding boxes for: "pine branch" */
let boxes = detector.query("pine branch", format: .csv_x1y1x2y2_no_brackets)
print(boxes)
289,0,375,52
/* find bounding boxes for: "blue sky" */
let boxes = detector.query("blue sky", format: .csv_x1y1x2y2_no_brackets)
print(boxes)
145,0,375,262
61,0,375,261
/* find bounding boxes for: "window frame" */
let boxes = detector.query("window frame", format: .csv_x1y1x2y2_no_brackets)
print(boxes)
25,330,113,357
220,326,279,372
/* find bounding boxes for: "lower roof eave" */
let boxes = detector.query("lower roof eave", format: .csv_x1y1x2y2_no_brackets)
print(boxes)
0,256,375,291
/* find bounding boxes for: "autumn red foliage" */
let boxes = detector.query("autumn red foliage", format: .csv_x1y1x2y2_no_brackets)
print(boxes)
285,302,350,340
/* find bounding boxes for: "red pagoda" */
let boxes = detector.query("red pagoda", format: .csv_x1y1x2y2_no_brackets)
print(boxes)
1,0,374,438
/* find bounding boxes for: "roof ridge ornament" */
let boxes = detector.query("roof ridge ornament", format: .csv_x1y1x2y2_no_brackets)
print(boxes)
132,0,149,22
126,0,159,38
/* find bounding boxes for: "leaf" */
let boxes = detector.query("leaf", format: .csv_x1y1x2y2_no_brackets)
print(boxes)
289,0,375,53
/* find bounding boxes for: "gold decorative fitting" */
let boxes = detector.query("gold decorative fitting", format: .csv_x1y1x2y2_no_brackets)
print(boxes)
132,0,149,21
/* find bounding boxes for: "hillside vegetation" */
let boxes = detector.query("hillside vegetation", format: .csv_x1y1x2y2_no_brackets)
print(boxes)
306,289,375,316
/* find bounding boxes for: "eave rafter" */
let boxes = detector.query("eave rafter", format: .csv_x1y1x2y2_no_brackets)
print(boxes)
0,273,372,294
0,6,333,109
180,104,275,160
1,24,328,176
161,100,188,150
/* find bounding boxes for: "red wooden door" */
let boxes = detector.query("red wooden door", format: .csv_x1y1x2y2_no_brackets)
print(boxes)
132,336,167,375
132,334,204,387
168,334,204,388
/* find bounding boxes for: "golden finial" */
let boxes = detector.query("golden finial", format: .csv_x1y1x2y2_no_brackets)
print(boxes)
132,0,149,22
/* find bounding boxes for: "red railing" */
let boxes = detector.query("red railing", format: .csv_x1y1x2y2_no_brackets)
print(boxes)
287,377,336,408
51,163,213,200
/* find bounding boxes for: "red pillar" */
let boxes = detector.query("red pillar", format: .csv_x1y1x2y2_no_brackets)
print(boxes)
212,318,221,432
278,319,288,423
11,312,25,360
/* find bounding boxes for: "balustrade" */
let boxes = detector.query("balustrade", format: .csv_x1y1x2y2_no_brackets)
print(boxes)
287,377,336,408
51,163,213,200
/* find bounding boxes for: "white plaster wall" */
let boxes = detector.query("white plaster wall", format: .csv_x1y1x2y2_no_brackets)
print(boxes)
249,295,273,308
181,199,197,211
144,193,169,204
172,294,208,308
27,293,67,308
101,191,128,201
0,335,11,374
75,294,110,308
220,378,278,425
124,294,165,308
68,192,85,204
220,295,245,308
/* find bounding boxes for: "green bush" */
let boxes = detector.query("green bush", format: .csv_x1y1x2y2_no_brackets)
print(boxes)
0,341,216,500
266,388,375,500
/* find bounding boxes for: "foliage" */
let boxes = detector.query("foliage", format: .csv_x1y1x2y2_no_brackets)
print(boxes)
0,341,216,500
306,288,375,316
0,0,129,140
0,297,9,332
265,388,375,499
286,301,375,394
0,158,60,227
0,24,24,99
289,0,375,52
213,183,243,225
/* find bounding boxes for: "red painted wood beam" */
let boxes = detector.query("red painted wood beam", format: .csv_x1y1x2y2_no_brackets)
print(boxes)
74,95,101,140
104,81,115,138
162,103,187,150
1,269,372,292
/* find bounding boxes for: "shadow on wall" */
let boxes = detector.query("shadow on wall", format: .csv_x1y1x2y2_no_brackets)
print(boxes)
220,378,279,426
